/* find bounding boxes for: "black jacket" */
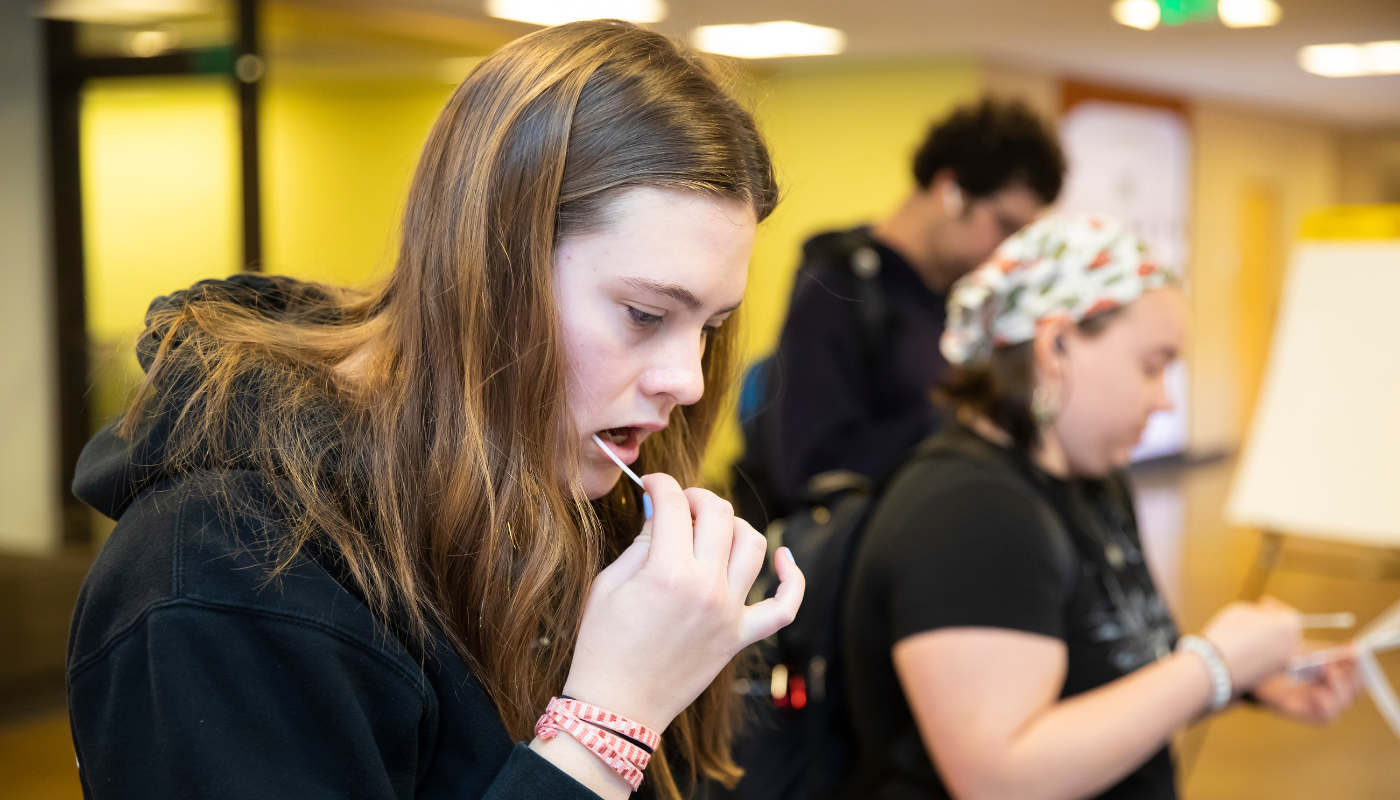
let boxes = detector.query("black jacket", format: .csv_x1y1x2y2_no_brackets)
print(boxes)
67,275,601,799
766,230,949,508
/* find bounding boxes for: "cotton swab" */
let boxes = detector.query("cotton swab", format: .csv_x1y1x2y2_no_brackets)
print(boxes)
592,434,653,520
1285,646,1353,682
1298,612,1356,630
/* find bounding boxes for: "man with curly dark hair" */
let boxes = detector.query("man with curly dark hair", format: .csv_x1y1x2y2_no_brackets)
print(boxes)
735,98,1067,524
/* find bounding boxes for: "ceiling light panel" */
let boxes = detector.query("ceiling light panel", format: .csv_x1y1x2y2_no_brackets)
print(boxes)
691,21,846,59
1366,41,1400,75
484,0,667,26
1218,0,1281,28
1111,0,1161,30
1300,41,1400,77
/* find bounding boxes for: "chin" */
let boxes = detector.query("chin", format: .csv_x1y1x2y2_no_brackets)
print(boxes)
580,466,621,501
1105,446,1137,472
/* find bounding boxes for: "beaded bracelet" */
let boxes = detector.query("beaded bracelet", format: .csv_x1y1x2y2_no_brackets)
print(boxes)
1178,634,1234,711
535,696,661,791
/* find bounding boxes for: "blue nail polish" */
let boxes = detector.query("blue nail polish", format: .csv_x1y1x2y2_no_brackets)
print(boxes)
643,494,653,521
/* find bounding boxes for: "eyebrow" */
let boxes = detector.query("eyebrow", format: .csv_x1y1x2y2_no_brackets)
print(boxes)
621,277,740,315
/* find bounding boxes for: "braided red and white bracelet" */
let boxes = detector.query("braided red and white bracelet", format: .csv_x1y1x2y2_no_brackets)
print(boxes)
534,696,661,791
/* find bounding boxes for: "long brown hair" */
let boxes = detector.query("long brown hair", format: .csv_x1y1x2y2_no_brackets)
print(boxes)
123,21,776,796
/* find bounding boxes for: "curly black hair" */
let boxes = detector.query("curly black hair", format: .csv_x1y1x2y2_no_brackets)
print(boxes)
913,98,1066,204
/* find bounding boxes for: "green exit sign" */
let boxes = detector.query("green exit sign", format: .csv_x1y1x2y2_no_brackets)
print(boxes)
1158,0,1215,25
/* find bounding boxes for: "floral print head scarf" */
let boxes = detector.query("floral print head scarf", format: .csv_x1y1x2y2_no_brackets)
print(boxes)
940,213,1178,365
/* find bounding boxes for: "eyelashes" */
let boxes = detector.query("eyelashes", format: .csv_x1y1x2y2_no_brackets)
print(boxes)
627,306,664,327
628,306,723,330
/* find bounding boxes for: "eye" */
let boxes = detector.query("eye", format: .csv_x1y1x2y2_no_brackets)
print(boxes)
627,306,663,328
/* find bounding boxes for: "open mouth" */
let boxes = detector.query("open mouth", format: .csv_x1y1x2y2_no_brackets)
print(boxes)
595,426,643,466
601,426,635,445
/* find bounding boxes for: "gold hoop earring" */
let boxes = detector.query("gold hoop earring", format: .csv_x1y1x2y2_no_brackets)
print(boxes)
1032,385,1059,426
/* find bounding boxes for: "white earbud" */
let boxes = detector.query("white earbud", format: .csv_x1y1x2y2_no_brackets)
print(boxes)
941,180,965,217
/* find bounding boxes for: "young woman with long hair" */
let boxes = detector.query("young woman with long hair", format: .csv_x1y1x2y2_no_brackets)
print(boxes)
67,21,803,799
839,214,1358,800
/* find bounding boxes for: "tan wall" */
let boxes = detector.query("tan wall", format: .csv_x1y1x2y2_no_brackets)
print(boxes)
0,7,61,554
1187,102,1340,454
981,62,1061,122
1339,130,1400,205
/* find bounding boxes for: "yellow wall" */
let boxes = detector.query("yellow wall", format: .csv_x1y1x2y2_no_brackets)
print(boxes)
82,76,243,423
81,73,453,421
262,77,454,285
1187,102,1339,454
82,76,242,345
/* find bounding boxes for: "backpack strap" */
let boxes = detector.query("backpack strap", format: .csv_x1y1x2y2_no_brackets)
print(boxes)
800,228,898,376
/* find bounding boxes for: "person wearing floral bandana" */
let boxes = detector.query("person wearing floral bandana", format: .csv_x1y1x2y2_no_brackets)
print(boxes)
839,214,1360,800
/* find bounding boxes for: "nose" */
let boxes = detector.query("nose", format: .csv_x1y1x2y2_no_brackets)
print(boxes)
639,337,706,407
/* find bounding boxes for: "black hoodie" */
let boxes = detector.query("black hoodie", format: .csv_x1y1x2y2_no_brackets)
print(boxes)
67,276,601,799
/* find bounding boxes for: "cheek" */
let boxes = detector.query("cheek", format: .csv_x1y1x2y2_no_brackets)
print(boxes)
559,306,628,423
1063,359,1140,437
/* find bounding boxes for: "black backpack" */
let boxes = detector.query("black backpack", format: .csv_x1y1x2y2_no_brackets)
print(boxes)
721,432,1082,800
730,228,896,531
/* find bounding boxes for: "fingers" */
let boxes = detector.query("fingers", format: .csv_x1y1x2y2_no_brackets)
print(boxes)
641,473,692,562
1258,596,1298,615
1321,659,1360,709
687,488,735,569
725,517,767,601
741,547,805,644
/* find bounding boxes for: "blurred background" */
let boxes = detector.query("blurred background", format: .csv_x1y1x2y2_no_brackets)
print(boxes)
2,0,1399,797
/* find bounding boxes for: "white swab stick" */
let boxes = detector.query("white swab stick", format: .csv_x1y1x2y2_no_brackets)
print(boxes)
592,434,645,489
1286,646,1353,682
1298,613,1356,630
592,434,653,520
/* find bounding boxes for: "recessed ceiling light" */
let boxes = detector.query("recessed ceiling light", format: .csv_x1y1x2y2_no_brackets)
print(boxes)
691,21,846,59
1218,0,1281,28
484,0,667,27
1366,41,1400,75
39,0,214,25
1299,44,1368,77
1299,41,1400,77
127,28,176,57
1111,0,1161,31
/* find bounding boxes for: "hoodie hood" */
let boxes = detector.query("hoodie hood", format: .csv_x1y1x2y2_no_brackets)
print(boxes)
73,274,336,521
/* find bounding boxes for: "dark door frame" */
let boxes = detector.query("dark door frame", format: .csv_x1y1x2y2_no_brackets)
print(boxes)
44,0,263,545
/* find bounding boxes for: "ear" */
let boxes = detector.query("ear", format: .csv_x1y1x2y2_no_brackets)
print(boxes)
1031,316,1075,386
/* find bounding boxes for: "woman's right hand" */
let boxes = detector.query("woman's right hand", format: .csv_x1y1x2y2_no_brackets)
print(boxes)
560,472,805,734
1200,597,1302,692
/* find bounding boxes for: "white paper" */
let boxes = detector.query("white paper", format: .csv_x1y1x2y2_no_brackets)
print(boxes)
1227,242,1400,546
1358,649,1400,739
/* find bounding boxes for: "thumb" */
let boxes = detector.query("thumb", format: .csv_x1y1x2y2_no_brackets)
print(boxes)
593,519,653,593
741,547,805,645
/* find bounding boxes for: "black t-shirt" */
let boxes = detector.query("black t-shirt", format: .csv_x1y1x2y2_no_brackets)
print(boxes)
841,423,1179,800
